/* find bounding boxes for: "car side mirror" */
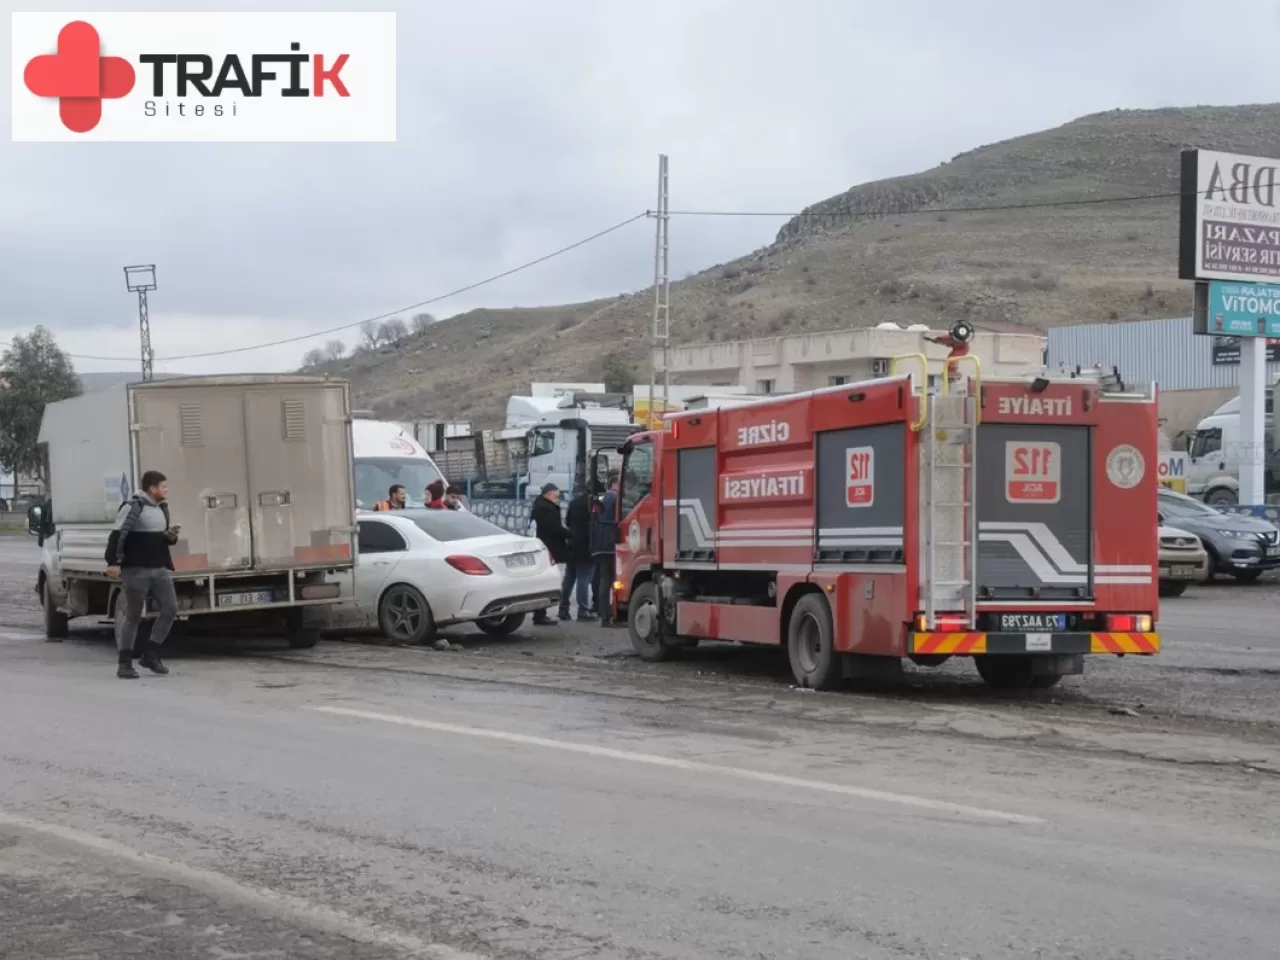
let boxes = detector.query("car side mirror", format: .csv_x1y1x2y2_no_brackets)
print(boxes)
1157,512,1165,524
27,504,41,538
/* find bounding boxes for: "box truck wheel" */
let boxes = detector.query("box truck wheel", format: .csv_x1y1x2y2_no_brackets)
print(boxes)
41,579,67,641
378,584,436,645
787,593,842,691
283,609,321,649
628,581,674,662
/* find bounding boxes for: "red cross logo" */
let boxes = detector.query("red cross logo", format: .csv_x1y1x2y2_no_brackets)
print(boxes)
23,21,135,133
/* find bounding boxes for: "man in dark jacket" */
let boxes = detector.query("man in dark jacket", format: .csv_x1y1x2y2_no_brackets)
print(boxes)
590,471,621,627
530,483,568,625
560,486,595,621
104,470,180,679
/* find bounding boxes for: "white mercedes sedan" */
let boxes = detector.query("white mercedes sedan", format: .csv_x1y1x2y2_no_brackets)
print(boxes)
345,509,560,644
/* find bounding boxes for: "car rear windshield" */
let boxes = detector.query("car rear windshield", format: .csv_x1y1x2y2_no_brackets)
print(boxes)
410,510,509,542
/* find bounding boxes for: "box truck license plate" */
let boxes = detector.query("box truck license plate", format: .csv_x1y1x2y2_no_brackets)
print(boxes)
218,590,274,608
999,613,1066,632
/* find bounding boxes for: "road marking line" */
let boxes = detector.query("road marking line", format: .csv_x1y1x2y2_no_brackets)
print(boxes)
0,809,487,960
310,706,1044,825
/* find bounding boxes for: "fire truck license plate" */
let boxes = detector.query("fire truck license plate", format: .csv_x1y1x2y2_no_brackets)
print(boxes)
998,613,1067,632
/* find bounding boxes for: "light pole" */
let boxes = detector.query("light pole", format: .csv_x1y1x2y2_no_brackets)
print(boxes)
124,264,157,381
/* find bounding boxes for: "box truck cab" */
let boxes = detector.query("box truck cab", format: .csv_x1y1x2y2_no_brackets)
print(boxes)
1186,391,1276,504
351,415,447,509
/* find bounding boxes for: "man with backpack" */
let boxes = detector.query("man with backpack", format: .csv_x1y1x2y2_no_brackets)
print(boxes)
105,470,180,679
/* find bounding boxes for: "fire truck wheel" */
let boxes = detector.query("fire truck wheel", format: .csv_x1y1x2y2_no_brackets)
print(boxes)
974,656,1061,690
628,582,673,662
787,593,842,691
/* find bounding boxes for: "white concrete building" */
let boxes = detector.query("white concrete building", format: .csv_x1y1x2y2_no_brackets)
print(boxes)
653,326,1047,394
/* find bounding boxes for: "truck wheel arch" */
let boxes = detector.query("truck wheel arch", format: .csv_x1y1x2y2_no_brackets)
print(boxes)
779,582,824,643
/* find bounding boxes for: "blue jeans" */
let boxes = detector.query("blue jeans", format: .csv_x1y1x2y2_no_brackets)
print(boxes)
559,560,592,615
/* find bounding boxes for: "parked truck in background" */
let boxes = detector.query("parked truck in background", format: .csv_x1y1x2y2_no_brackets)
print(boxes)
31,375,357,646
599,340,1161,691
1185,390,1278,504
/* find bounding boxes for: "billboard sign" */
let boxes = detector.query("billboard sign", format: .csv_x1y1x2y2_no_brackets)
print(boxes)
1203,280,1280,337
1180,149,1280,284
1209,336,1280,365
1156,453,1187,494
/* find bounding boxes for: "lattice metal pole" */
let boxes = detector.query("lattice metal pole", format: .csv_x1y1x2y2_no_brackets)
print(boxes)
124,264,157,382
647,154,670,428
138,288,153,381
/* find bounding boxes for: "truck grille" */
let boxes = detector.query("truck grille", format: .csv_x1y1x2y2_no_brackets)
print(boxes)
592,424,640,452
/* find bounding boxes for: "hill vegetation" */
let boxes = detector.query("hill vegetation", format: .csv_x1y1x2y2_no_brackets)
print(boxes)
306,103,1280,426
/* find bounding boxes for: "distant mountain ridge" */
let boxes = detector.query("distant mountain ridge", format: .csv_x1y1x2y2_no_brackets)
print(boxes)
300,103,1280,425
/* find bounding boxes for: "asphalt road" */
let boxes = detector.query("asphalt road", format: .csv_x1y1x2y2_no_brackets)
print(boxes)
2,536,1280,958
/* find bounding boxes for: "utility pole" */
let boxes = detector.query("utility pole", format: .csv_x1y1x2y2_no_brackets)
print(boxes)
647,154,670,429
124,264,157,381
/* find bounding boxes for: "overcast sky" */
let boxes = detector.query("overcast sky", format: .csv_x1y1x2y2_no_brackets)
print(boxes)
1,0,1272,377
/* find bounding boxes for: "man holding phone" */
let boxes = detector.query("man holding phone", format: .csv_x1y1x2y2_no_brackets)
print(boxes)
105,470,181,679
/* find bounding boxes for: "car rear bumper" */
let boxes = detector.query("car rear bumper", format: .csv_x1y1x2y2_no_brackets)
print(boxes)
911,631,1159,656
443,570,563,623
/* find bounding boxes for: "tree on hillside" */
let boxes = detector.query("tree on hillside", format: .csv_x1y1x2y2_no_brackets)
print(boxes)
411,313,436,336
302,347,325,367
600,349,638,395
359,319,379,349
379,317,409,344
0,327,82,485
323,339,346,361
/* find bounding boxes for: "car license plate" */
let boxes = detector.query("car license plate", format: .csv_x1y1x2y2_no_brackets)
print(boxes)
504,552,537,569
217,590,273,608
999,613,1066,632
1172,565,1197,577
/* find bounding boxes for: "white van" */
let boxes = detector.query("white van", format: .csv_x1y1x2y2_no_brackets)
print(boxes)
352,416,446,509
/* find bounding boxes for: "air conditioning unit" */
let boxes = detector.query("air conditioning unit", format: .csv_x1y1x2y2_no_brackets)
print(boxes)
871,358,890,377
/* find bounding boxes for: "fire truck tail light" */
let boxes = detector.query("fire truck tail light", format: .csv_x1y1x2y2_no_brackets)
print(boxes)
1105,614,1152,633
914,613,969,632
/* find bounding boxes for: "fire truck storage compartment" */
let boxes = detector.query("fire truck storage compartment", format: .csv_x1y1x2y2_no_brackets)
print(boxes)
676,446,717,561
815,423,906,564
975,422,1093,600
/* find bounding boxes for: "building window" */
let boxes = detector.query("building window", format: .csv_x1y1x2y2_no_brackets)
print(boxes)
756,379,775,394
828,375,847,386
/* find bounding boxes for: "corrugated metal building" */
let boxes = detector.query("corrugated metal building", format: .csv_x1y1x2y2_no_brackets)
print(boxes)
1046,316,1280,436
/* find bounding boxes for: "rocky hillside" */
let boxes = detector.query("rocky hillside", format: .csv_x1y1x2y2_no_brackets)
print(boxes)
312,103,1280,426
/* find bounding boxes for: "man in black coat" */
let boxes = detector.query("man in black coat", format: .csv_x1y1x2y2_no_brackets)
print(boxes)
590,470,621,627
530,483,568,626
561,486,595,621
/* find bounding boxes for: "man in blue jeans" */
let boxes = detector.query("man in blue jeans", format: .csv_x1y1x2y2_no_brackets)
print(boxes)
560,485,595,621
105,470,180,679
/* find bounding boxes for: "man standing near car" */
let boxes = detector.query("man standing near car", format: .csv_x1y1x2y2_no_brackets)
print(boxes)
105,470,180,679
590,470,621,627
530,482,568,626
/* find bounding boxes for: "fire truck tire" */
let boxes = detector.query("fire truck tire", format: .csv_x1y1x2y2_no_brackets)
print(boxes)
628,581,674,661
786,593,842,691
974,655,1061,690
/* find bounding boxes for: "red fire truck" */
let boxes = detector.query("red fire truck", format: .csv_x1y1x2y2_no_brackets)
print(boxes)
600,330,1160,690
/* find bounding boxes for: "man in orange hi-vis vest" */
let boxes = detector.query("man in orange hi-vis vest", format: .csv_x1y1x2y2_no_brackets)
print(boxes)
373,484,407,512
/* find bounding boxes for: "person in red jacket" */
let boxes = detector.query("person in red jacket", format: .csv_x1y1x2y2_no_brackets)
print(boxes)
424,479,446,509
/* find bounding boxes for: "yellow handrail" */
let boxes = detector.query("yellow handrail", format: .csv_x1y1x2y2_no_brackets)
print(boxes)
890,353,929,432
941,354,982,424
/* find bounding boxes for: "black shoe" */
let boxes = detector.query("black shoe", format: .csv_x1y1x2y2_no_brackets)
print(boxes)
532,614,557,626
138,642,169,675
577,613,597,622
556,608,571,621
117,650,138,679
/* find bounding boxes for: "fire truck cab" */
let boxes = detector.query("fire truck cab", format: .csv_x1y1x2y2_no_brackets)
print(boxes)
601,340,1160,691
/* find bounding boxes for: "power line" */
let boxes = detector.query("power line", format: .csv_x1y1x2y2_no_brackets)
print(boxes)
663,181,1239,219
20,212,650,364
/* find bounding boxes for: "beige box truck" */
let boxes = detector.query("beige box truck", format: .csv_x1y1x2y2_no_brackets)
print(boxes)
30,375,356,646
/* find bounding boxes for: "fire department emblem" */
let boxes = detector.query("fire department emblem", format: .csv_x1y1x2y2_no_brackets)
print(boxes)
1106,444,1144,489
627,520,641,552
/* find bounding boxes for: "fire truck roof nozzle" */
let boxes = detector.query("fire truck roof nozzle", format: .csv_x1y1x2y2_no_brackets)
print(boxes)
948,320,974,344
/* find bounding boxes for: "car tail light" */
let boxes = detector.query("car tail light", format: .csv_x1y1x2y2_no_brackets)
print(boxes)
1105,613,1152,633
445,555,491,576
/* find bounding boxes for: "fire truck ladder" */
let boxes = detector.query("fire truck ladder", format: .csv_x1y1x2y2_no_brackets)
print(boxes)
895,353,982,630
